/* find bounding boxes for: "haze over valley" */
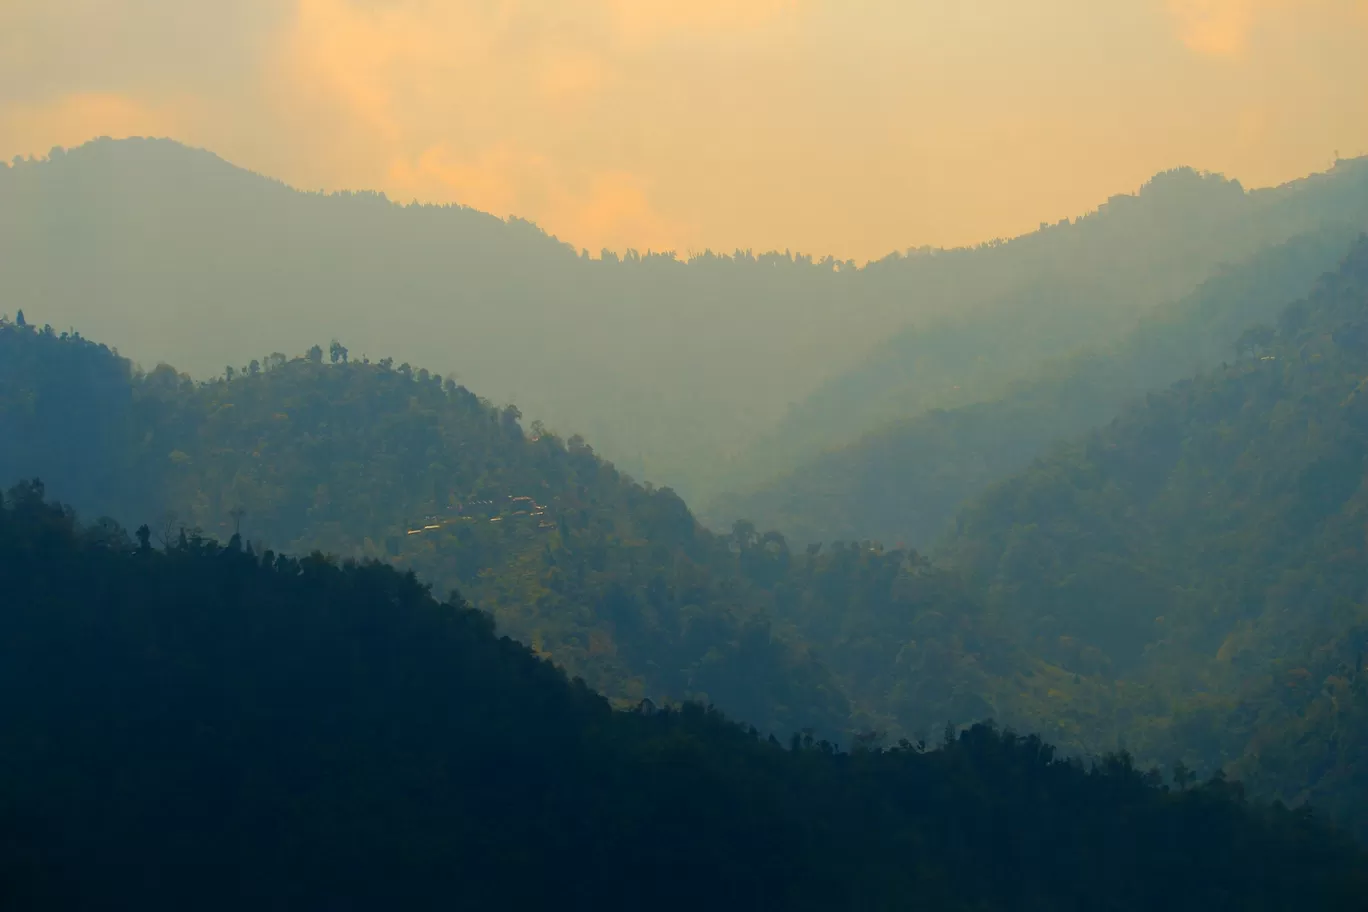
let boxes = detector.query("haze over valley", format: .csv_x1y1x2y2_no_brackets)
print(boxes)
6,140,1368,506
4,2,1368,908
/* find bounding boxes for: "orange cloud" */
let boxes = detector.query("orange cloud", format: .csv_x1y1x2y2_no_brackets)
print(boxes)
0,93,186,157
570,171,685,253
388,143,542,217
280,0,452,141
388,142,687,252
539,51,611,104
605,0,804,43
6,0,1368,261
274,0,691,252
1165,0,1261,56
1165,0,1368,57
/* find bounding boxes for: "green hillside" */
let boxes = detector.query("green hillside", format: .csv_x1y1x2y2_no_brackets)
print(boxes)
2,483,1364,910
9,235,1368,839
712,227,1367,548
940,237,1368,833
0,319,847,738
8,141,1366,502
0,314,1137,754
722,158,1368,496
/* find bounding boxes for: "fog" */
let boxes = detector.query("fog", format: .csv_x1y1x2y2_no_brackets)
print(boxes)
5,4,1368,905
5,139,1362,502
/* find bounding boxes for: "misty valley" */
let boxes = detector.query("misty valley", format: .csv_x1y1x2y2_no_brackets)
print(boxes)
3,139,1368,909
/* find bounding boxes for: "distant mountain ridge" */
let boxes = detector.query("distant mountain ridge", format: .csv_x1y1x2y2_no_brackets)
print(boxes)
7,137,1366,503
939,238,1368,835
716,156,1368,497
12,144,1368,841
9,240,1368,838
711,225,1368,548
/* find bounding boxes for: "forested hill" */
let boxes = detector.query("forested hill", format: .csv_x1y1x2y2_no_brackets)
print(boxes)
11,302,1368,838
940,237,1368,834
0,318,846,739
0,312,1163,758
711,226,1367,548
2,486,1365,911
5,139,1366,501
721,157,1368,494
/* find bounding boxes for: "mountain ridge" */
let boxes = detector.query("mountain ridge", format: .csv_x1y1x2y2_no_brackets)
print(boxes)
715,156,1368,495
8,136,1366,501
710,225,1368,548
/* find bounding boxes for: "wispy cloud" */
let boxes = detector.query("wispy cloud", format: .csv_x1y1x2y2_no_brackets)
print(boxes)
1164,0,1367,57
270,0,688,251
1,92,187,156
604,0,804,43
2,0,1366,259
1164,0,1261,56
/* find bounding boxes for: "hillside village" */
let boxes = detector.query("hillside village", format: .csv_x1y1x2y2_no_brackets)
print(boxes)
404,494,557,537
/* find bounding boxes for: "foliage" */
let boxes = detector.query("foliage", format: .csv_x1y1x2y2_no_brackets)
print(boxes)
1,485,1363,911
712,227,1368,548
0,319,848,739
8,141,1368,502
11,237,1368,841
0,314,1194,776
940,237,1368,835
721,159,1368,493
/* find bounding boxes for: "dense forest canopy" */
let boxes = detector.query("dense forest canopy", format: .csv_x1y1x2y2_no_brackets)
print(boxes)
717,159,1368,494
0,315,1158,753
1,485,1365,911
0,318,850,739
10,223,1368,862
711,226,1368,549
5,139,1367,502
9,238,1368,849
0,315,1073,749
938,238,1368,836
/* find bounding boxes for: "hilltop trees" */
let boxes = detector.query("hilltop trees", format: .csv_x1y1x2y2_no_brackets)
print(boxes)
1,484,1363,911
8,139,1368,500
0,320,852,740
712,227,1368,549
9,236,1368,839
941,237,1368,833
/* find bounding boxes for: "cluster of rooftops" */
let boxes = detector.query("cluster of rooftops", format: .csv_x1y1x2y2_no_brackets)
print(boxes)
405,494,555,536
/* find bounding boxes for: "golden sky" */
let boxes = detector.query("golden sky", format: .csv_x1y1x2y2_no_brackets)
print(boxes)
3,0,1366,261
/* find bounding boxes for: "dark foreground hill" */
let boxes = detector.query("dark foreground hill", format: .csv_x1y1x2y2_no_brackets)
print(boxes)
0,314,1061,745
710,238,1368,842
11,248,1368,842
1,484,1364,912
2,309,1045,745
0,318,849,739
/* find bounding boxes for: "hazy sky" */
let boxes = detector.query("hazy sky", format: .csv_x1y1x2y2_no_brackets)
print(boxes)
3,0,1366,260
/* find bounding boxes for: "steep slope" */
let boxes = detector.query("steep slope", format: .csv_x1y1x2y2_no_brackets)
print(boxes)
0,322,849,738
1226,624,1368,838
714,227,1366,548
0,316,1103,749
743,535,1046,740
0,138,877,499
724,158,1368,493
3,484,1365,911
7,140,1366,501
940,238,1368,832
